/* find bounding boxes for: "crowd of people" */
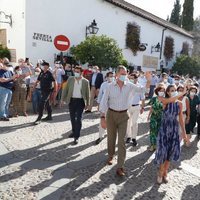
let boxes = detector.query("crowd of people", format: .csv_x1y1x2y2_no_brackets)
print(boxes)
1,57,200,183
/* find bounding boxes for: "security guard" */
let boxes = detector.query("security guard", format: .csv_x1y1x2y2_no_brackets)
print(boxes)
33,62,57,125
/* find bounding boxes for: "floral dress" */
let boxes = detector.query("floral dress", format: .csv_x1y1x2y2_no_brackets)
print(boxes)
155,102,180,164
149,97,163,146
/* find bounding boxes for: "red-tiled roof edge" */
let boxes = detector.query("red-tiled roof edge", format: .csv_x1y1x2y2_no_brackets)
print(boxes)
105,0,194,39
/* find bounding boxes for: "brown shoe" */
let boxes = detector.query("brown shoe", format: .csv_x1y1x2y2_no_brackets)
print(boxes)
107,157,113,165
116,168,125,176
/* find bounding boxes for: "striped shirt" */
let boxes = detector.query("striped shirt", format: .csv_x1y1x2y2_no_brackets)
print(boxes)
99,81,145,114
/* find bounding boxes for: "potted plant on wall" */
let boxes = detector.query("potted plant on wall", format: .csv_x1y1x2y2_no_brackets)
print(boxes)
126,22,141,55
164,36,174,67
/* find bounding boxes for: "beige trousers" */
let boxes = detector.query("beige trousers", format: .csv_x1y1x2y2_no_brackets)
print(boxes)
106,109,129,168
126,105,140,139
88,86,99,111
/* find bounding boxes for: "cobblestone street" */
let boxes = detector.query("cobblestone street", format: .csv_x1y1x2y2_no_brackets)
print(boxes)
0,106,200,200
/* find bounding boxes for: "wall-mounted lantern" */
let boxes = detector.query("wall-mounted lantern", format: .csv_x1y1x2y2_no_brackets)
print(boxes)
151,42,161,53
0,11,12,27
86,19,99,38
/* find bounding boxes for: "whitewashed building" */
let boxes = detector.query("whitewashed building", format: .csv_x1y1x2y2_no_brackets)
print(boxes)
0,0,193,70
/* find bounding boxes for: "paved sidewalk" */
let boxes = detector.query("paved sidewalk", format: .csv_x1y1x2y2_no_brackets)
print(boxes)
0,106,200,200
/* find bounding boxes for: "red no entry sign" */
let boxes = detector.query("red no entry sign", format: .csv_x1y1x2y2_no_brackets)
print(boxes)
54,35,70,51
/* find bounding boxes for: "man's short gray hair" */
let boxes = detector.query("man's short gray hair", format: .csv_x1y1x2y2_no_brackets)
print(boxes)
116,65,127,74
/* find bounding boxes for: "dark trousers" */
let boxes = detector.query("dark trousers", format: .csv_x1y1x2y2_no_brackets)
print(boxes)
197,114,200,135
69,98,85,139
149,85,156,98
38,90,52,120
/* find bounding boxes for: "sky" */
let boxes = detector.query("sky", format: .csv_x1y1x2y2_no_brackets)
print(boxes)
126,0,200,20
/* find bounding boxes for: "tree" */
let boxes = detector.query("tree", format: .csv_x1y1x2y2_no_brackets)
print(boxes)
192,17,200,56
0,45,11,60
182,0,194,31
70,35,125,69
169,0,181,26
172,55,200,77
164,36,174,60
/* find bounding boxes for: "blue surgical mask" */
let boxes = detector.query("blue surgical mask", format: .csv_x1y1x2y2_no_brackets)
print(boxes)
119,75,126,82
129,79,134,83
74,72,80,78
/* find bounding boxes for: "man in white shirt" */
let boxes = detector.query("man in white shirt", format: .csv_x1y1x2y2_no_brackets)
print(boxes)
95,72,114,145
99,65,146,176
126,73,145,146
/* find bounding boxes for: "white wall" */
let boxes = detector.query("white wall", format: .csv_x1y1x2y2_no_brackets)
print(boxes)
0,0,25,63
3,0,193,68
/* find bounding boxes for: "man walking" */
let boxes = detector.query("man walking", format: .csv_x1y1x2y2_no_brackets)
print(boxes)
95,72,115,144
85,66,103,113
126,73,145,146
100,65,146,176
61,66,90,145
33,62,57,125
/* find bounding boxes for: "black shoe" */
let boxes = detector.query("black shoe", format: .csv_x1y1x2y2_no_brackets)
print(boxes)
132,139,138,146
42,116,52,121
34,117,41,125
95,138,103,145
34,120,41,125
85,110,92,113
126,138,131,144
68,133,75,138
74,138,79,145
0,117,9,121
197,135,200,140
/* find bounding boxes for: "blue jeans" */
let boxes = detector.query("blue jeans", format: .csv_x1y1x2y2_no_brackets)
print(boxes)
69,98,85,139
32,88,41,113
0,86,12,118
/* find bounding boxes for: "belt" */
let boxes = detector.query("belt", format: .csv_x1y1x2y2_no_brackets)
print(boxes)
71,97,83,100
109,108,127,113
132,104,139,107
183,111,187,114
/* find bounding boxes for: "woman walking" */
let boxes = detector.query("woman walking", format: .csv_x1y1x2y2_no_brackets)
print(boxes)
155,85,189,184
147,85,165,151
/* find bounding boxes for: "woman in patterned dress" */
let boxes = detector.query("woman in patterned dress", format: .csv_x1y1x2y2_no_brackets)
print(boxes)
155,85,189,184
147,84,185,152
147,85,165,151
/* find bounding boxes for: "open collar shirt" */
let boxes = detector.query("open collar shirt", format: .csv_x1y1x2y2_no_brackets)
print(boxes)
99,81,145,114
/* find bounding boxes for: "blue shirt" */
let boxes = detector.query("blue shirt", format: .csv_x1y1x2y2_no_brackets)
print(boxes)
91,73,97,86
0,69,14,90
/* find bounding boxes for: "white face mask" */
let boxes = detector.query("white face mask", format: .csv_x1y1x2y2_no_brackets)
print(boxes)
74,72,80,78
174,80,179,84
164,79,168,83
171,91,178,97
35,72,40,76
108,77,114,82
178,91,183,95
16,70,22,75
41,66,45,71
158,91,165,97
190,92,196,96
92,69,97,73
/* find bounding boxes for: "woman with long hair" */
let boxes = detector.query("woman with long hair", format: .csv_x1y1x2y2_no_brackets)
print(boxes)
155,85,189,184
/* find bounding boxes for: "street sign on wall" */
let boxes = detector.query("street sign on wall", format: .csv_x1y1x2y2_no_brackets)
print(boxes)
54,35,70,51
